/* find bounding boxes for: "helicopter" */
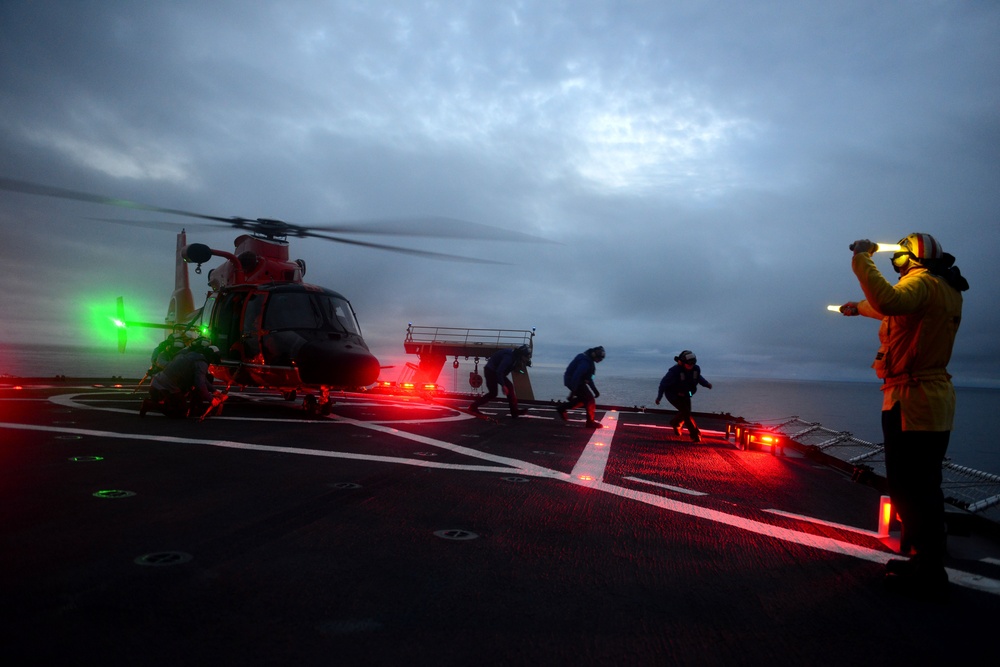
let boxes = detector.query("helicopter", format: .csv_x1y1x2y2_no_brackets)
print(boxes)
1,177,535,414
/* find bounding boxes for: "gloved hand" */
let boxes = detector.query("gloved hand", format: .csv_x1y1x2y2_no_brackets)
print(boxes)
705,382,713,390
655,398,661,405
850,239,876,256
840,302,860,316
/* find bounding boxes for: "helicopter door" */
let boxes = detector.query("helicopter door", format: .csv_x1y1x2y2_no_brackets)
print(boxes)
211,291,247,360
241,292,266,363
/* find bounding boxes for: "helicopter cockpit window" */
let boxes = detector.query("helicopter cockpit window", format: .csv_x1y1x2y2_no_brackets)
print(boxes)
316,295,363,336
263,293,362,336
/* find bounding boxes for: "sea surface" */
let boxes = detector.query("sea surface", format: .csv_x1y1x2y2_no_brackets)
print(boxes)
3,342,998,475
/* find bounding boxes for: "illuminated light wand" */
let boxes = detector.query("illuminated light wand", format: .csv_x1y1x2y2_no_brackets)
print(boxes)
830,242,903,314
849,241,902,253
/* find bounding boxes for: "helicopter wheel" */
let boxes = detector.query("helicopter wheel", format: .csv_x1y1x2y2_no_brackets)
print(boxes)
319,401,333,416
283,390,298,401
302,394,319,414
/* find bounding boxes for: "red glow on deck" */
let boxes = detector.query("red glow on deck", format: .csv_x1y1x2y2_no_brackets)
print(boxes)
578,474,594,481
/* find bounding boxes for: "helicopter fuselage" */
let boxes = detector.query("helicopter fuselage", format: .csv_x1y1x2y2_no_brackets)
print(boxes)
182,233,381,390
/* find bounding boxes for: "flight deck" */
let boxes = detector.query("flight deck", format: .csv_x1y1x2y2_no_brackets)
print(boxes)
2,381,998,665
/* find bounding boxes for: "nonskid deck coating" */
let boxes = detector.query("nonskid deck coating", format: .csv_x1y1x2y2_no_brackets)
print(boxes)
1,382,999,665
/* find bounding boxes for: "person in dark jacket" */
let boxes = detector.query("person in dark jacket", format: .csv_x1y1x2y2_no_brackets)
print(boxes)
557,346,605,428
469,345,532,418
140,341,221,418
656,350,712,442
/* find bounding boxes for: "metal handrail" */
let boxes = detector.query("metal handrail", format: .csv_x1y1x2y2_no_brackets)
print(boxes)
405,325,534,349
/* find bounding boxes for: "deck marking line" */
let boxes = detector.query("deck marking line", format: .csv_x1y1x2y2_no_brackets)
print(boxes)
623,476,708,496
763,508,881,537
946,568,1000,595
337,417,570,478
6,413,1000,596
570,411,619,482
52,393,485,426
0,421,542,476
583,477,906,565
622,423,727,437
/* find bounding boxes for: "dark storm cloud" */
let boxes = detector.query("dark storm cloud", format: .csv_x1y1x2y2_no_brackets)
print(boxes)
1,0,998,385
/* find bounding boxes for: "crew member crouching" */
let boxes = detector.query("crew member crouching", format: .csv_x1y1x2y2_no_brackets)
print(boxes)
140,340,223,419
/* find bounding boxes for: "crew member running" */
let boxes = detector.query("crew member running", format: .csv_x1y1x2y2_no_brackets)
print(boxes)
557,346,605,428
469,345,532,418
656,350,712,442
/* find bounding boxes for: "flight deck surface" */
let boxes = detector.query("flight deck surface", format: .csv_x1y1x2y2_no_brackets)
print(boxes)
2,382,998,665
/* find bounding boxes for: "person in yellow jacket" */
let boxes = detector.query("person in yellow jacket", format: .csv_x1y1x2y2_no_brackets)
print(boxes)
840,233,969,600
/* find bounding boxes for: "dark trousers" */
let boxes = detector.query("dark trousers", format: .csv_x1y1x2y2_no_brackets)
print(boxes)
148,387,190,418
565,384,596,420
470,367,518,417
882,403,950,566
667,394,699,435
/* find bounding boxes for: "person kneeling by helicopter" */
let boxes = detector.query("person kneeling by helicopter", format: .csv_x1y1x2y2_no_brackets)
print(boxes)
469,345,532,418
140,341,224,419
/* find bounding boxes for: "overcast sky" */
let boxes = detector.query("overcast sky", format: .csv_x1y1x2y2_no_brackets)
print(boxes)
1,0,998,386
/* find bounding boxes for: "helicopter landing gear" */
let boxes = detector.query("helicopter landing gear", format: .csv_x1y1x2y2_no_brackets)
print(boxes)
301,388,333,416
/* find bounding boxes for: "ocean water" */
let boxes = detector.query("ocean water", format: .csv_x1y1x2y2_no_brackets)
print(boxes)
3,342,998,475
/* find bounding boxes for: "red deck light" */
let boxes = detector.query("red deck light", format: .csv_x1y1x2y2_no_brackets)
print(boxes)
878,495,893,537
736,427,785,454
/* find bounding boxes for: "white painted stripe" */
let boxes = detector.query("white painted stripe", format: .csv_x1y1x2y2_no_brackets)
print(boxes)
623,423,727,437
623,476,707,496
49,392,473,425
0,421,555,477
570,410,619,482
982,557,1000,566
6,399,1000,597
763,508,881,537
947,568,1000,595
583,477,898,565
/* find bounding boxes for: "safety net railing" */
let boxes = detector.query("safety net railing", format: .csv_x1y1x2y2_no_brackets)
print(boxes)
749,416,1000,525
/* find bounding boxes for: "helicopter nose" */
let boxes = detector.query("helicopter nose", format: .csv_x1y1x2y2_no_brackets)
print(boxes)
295,340,381,387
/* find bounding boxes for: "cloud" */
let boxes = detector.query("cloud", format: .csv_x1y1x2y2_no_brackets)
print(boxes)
1,0,998,387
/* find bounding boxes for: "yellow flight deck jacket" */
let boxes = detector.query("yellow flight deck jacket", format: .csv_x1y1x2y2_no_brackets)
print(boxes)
852,254,963,432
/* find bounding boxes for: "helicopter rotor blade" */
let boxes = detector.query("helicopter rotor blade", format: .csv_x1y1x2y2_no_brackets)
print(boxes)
305,218,554,243
86,216,233,233
301,230,508,264
0,177,243,225
1,177,542,259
